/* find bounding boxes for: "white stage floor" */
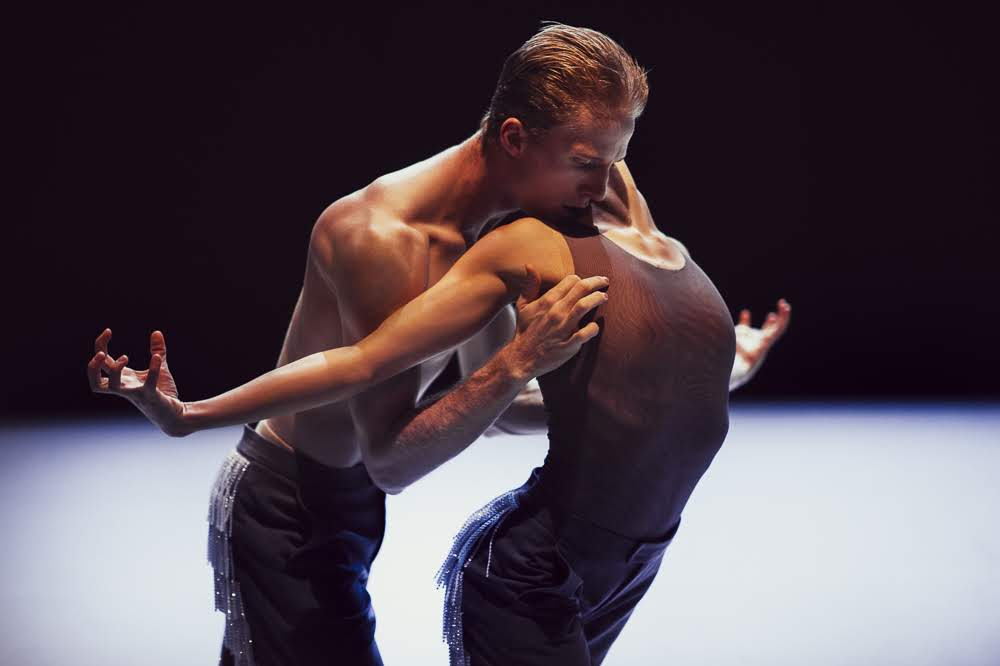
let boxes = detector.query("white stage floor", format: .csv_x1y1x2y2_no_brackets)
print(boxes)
1,404,998,665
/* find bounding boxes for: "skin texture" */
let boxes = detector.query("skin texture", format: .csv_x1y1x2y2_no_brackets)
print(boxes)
90,113,792,482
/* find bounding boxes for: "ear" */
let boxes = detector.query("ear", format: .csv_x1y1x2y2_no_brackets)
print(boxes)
498,117,528,158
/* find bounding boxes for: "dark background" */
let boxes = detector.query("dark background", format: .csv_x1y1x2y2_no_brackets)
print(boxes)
7,2,998,419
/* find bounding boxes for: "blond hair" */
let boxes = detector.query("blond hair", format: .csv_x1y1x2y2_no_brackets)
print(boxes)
481,23,648,141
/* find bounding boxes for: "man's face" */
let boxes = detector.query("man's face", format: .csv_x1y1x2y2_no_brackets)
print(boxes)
515,113,635,221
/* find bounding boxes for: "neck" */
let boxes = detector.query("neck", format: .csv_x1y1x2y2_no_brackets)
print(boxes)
429,131,521,242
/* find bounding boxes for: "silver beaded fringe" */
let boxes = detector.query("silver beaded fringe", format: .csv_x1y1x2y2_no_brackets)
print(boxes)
434,488,521,666
207,449,254,666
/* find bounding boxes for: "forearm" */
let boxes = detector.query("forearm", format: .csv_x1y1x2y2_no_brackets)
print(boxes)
367,350,530,493
182,346,373,431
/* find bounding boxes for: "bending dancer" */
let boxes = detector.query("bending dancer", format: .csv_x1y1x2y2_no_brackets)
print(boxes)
89,24,790,666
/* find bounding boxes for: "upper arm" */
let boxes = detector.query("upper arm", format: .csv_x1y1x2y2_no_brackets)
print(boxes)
354,220,546,384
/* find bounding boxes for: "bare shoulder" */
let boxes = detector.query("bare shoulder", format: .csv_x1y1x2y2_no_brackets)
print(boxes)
666,236,691,258
472,216,572,287
309,193,428,286
306,193,431,337
484,215,560,246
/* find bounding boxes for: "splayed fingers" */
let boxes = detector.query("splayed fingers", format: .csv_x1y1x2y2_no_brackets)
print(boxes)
761,299,791,340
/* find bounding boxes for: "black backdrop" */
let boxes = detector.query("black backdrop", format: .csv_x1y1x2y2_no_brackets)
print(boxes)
7,2,998,419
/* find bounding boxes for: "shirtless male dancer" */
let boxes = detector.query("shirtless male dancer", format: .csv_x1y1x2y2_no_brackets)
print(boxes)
89,24,790,666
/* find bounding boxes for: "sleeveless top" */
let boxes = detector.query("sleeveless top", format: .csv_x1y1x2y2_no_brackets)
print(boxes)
535,224,736,540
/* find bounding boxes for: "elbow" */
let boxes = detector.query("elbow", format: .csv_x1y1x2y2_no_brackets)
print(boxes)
367,465,407,495
350,347,378,391
493,422,547,436
316,346,378,404
362,447,409,495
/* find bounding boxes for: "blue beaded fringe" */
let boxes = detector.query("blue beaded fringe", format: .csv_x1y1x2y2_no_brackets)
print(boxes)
208,449,254,666
435,488,521,666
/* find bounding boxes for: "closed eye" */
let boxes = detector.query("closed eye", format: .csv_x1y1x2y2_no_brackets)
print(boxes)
573,155,626,170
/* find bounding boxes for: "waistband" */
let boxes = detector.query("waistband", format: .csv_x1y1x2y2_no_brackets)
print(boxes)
516,468,680,565
236,425,376,491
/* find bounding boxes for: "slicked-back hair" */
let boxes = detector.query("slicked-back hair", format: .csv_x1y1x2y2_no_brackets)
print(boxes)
480,23,648,143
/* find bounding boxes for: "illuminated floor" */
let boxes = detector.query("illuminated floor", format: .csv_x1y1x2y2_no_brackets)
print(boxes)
1,404,998,665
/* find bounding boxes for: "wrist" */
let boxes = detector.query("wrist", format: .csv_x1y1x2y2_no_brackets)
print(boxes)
494,344,534,385
729,354,754,391
175,400,203,436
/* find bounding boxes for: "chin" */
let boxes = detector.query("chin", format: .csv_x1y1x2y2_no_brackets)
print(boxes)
562,203,592,220
521,203,560,219
523,202,589,223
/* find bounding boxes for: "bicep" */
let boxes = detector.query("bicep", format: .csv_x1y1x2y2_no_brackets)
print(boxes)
332,214,538,392
357,263,515,383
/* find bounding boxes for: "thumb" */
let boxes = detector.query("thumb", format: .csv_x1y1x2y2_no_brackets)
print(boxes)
150,330,167,360
516,264,542,307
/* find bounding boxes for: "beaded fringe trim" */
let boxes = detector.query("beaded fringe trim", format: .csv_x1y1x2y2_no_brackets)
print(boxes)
434,489,521,666
207,449,254,666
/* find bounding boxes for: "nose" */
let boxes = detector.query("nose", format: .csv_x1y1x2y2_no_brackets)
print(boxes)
581,167,611,202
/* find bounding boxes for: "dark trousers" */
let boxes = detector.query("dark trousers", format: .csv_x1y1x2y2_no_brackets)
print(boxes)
217,426,386,666
460,480,679,665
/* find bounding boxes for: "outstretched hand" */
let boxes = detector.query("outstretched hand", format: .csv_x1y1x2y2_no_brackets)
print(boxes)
87,329,190,436
732,299,792,388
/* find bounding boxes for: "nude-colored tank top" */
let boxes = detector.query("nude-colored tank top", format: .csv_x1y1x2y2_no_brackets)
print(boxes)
536,225,736,539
